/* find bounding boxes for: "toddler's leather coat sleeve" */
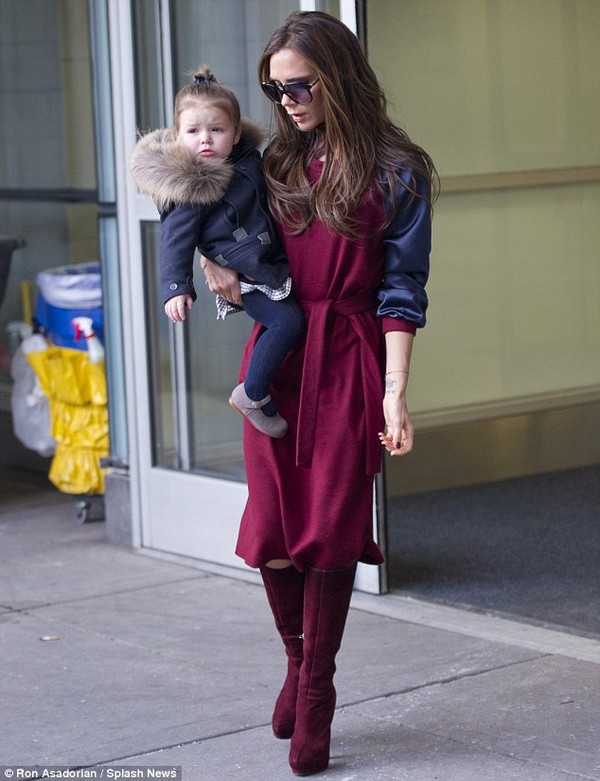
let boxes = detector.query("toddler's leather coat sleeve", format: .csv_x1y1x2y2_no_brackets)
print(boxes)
377,170,431,328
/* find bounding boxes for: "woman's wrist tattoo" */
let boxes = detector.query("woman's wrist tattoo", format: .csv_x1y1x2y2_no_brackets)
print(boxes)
385,377,397,393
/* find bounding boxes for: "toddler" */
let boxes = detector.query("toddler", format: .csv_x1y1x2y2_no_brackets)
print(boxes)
130,67,304,438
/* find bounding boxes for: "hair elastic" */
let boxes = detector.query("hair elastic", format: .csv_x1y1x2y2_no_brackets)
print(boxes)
194,74,217,86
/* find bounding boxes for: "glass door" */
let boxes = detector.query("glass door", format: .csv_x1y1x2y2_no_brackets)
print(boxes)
113,0,384,589
122,0,299,569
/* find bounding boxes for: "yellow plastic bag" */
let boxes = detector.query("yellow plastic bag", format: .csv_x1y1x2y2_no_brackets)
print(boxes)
51,401,109,450
27,346,105,406
26,345,109,495
49,443,108,495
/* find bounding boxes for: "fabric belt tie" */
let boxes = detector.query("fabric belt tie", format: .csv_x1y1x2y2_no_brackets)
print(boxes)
296,291,382,475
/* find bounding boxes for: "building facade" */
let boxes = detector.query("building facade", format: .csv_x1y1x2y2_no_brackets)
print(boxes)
1,0,599,594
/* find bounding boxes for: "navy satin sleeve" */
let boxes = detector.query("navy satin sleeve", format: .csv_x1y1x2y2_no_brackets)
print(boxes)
376,170,431,328
159,204,205,304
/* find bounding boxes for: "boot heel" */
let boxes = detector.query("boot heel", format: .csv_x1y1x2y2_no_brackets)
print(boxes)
290,686,336,775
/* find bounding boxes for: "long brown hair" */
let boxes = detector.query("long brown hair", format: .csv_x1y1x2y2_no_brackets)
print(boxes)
259,11,438,237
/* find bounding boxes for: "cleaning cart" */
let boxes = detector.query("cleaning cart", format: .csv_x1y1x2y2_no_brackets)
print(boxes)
26,264,108,522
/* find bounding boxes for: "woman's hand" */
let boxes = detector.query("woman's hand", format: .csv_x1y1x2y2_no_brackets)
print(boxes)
201,256,242,306
378,372,414,457
164,294,194,323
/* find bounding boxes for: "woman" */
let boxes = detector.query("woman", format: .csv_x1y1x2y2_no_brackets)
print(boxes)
202,11,437,776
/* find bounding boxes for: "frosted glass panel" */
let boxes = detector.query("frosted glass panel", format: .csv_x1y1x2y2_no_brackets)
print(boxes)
174,0,297,479
171,0,298,127
407,183,600,413
0,0,95,189
142,222,251,478
367,0,600,414
368,0,600,176
0,0,97,391
139,0,298,480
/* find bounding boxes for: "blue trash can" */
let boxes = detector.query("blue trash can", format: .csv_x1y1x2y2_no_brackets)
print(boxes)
35,262,103,350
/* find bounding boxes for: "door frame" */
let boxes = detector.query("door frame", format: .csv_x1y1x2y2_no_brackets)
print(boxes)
108,0,387,593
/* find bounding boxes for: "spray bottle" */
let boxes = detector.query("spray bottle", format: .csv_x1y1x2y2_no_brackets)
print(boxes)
72,316,104,363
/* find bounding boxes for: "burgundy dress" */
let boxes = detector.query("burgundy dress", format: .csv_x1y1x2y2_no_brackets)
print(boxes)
235,160,422,571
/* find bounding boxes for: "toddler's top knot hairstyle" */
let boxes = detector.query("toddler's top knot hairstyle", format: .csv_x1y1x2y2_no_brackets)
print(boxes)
174,65,241,133
193,67,217,87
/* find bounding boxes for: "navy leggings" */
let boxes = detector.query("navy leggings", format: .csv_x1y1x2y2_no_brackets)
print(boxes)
242,290,305,406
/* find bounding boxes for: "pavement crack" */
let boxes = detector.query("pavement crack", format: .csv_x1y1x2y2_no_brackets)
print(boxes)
81,723,274,768
1,573,212,614
339,652,549,710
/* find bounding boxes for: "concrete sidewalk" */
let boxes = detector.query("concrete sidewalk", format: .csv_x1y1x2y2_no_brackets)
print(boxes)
1,478,600,780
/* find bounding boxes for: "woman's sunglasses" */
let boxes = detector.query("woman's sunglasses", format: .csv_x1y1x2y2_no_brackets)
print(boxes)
261,78,319,105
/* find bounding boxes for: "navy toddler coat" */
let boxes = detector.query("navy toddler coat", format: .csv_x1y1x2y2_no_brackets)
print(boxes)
130,119,289,304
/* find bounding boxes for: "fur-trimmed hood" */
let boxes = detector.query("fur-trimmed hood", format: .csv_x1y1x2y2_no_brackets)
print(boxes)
130,117,265,212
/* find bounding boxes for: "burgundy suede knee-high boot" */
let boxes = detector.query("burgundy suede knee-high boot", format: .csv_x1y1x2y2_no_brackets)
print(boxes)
260,565,305,739
289,564,357,777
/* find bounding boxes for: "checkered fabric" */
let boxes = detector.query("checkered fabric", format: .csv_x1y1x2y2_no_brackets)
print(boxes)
215,276,293,320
